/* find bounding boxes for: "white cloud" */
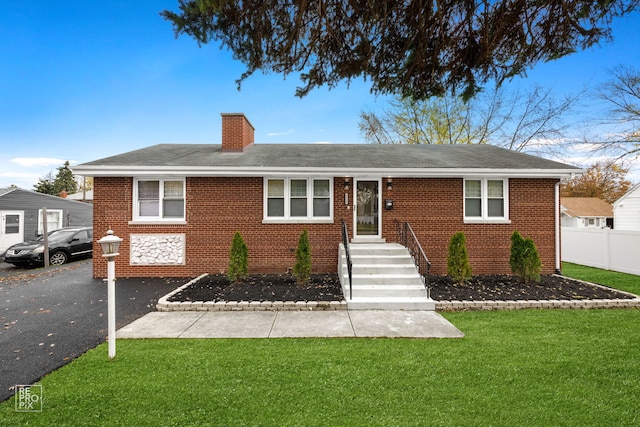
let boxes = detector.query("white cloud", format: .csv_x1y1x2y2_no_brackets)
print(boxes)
562,154,617,166
525,137,578,148
1,158,78,189
0,169,42,189
567,143,605,153
0,170,38,179
266,129,295,137
10,158,76,167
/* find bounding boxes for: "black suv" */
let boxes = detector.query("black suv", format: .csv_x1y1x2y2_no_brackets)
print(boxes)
4,226,93,267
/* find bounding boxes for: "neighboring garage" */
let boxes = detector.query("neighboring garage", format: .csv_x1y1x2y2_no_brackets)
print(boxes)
0,187,93,255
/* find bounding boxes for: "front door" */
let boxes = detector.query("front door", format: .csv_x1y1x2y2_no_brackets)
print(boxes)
354,179,381,239
0,211,24,253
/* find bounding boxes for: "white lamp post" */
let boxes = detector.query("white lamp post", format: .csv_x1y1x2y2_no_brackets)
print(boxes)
97,230,122,360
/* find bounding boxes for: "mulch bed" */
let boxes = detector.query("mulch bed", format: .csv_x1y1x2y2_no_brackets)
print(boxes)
168,274,343,303
168,273,635,303
429,274,635,301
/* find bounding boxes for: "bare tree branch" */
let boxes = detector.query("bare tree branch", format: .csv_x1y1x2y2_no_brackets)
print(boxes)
359,84,581,156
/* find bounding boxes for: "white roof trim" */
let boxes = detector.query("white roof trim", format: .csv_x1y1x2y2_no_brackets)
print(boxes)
613,182,640,208
73,165,579,179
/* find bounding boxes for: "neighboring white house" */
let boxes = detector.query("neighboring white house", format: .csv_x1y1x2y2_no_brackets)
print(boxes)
613,183,640,231
561,197,613,228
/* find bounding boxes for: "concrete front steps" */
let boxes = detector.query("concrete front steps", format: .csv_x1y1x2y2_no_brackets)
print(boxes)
338,242,435,310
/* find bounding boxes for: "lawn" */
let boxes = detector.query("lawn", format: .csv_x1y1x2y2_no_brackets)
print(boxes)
562,262,640,296
2,265,639,426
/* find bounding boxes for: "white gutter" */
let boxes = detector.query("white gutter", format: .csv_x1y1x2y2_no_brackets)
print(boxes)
73,165,582,179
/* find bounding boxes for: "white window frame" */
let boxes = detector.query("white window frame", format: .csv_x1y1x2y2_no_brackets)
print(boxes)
463,178,511,224
131,178,186,224
263,177,333,223
37,209,63,234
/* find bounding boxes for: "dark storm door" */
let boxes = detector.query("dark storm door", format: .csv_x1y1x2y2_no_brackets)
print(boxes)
354,179,380,238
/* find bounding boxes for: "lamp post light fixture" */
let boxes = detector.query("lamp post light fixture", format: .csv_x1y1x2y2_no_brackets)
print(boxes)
97,230,123,360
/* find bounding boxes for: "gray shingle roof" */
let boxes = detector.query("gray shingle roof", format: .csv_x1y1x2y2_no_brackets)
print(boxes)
74,143,581,178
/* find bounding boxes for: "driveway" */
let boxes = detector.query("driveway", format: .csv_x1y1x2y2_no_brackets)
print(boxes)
0,259,183,402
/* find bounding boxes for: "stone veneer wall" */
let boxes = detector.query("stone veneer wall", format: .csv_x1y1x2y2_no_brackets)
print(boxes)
130,234,185,265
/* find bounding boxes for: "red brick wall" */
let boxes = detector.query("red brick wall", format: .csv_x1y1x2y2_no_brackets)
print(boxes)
220,113,254,152
92,176,558,278
381,178,558,275
92,177,351,278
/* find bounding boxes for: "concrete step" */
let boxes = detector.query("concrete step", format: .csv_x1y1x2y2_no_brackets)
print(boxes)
338,242,434,311
350,276,423,287
346,297,435,311
348,244,408,256
342,264,420,276
348,254,412,264
347,288,428,298
349,281,426,289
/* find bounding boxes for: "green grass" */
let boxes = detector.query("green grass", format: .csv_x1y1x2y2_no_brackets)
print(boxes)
2,309,639,426
562,261,640,295
2,264,639,426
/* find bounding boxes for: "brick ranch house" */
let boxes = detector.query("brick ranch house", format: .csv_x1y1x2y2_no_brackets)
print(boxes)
75,113,581,279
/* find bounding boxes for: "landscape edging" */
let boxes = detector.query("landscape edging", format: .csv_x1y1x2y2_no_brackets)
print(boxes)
435,276,640,311
435,298,640,311
156,274,640,312
156,273,347,311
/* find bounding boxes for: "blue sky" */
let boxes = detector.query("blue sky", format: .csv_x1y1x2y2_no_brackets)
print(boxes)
1,1,639,189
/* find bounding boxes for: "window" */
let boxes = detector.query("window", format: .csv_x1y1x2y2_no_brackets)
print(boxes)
74,230,90,240
464,180,482,217
586,218,600,227
313,180,331,217
290,179,307,217
265,178,333,221
163,181,185,218
267,179,285,217
487,180,505,217
38,209,63,234
4,214,20,234
134,179,185,220
464,179,508,222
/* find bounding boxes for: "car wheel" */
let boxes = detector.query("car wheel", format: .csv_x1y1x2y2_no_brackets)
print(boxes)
49,251,68,266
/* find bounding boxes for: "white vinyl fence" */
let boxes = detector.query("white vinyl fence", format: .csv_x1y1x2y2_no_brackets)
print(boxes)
562,227,640,276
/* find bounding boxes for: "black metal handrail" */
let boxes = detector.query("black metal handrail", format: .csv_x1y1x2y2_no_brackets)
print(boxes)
394,219,431,299
340,219,353,300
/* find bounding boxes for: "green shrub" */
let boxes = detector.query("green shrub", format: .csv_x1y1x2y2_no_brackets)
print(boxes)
228,231,248,283
294,229,312,285
510,231,542,283
509,231,525,275
447,232,472,285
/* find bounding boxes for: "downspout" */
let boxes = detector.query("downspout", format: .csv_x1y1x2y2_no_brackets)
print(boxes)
555,181,561,275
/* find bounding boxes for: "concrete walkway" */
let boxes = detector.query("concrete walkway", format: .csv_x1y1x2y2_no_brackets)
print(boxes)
117,310,464,339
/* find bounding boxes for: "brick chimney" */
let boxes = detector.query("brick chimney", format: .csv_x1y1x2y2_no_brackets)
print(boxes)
221,113,255,152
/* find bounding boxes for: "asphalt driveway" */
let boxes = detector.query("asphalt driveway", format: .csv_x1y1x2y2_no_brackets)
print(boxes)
0,259,184,402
